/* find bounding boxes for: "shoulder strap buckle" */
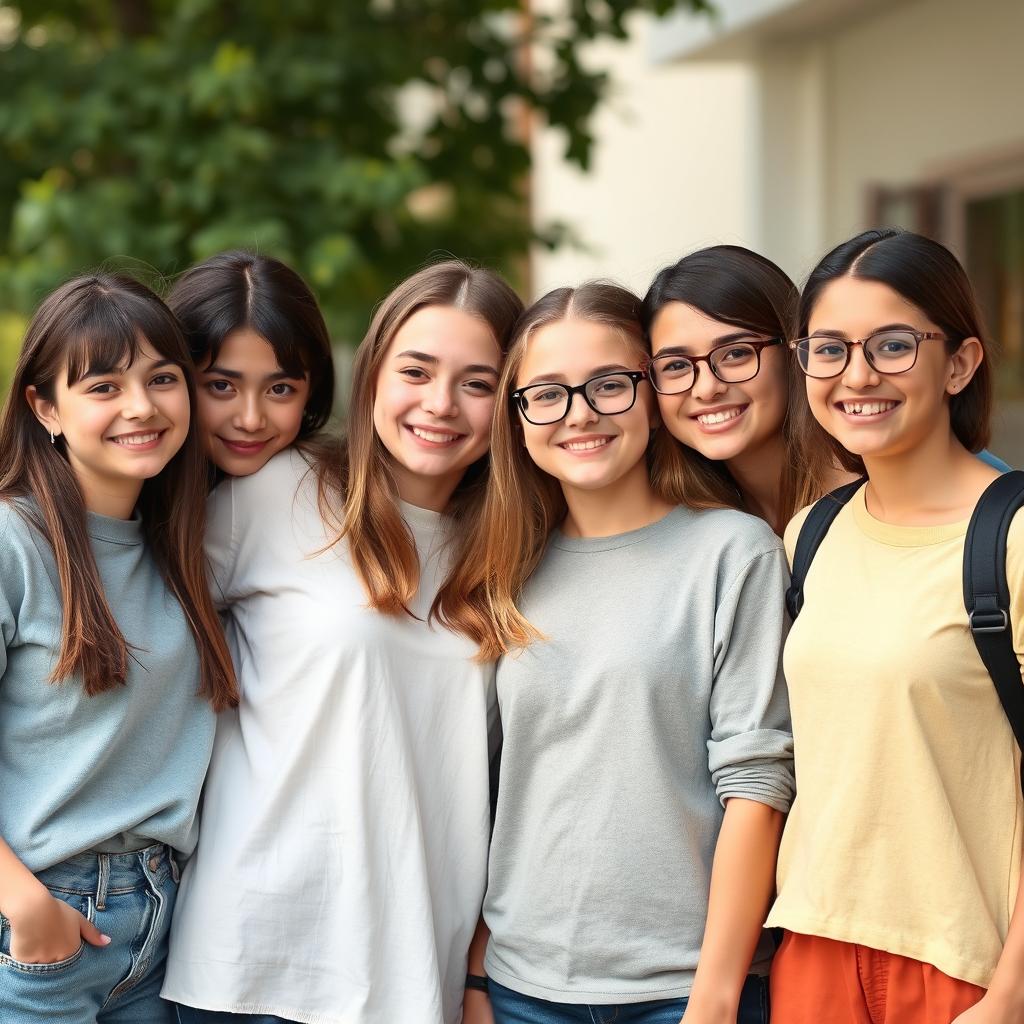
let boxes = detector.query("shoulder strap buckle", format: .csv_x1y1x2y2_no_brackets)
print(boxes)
968,607,1009,634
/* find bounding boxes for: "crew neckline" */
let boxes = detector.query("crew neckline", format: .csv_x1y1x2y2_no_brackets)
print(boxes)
86,510,145,546
551,505,686,553
851,487,970,548
399,499,445,534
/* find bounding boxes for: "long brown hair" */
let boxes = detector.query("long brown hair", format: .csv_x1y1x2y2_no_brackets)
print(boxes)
324,260,522,617
642,244,835,534
792,228,994,475
438,281,725,661
0,274,237,708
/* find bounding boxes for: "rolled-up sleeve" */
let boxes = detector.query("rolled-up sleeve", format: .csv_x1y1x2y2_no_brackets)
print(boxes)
707,547,795,812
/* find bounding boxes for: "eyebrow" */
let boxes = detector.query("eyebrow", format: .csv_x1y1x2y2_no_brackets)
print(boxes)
522,363,633,387
808,322,918,340
204,364,304,382
653,332,759,357
80,358,177,381
394,350,499,377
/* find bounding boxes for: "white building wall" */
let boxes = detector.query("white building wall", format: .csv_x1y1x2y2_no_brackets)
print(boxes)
529,13,757,299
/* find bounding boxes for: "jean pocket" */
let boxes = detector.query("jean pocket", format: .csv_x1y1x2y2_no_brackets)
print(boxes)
0,889,92,973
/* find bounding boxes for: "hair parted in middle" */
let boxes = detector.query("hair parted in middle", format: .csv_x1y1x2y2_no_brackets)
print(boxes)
326,258,523,621
437,280,727,661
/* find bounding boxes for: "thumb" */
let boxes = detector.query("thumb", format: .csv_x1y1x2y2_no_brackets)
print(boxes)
79,915,111,948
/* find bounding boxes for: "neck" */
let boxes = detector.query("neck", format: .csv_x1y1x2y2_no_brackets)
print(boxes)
392,463,461,513
560,459,675,539
725,431,787,529
70,461,144,520
861,427,990,525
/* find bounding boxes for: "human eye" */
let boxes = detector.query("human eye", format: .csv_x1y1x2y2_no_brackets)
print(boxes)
399,367,429,382
206,379,236,396
717,344,756,365
268,382,297,397
810,337,846,359
594,376,627,395
86,381,118,395
150,371,181,387
531,386,565,406
463,379,496,395
658,357,693,377
873,333,916,356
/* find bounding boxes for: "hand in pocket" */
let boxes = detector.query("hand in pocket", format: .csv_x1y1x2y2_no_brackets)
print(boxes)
7,891,109,965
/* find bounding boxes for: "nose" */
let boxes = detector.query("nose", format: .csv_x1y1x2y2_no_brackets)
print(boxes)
122,383,157,421
420,380,458,419
563,390,599,429
690,362,727,401
233,394,266,433
841,343,880,390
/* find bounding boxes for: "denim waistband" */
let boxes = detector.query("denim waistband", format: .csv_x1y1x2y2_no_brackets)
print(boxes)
34,844,178,910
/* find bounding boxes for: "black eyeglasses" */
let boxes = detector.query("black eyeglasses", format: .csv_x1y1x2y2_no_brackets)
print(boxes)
790,329,947,379
510,370,647,426
643,338,782,395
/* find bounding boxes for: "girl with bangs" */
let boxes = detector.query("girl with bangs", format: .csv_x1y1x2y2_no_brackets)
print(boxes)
163,257,523,1024
765,229,1024,1023
641,245,1010,538
440,283,794,1024
0,274,236,1023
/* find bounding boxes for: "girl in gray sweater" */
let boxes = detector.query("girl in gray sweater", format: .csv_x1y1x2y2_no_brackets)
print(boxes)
443,283,794,1024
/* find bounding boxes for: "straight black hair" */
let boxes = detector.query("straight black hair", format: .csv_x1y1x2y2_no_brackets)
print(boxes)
168,251,335,438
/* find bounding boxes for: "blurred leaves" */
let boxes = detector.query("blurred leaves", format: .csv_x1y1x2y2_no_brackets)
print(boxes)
0,0,712,343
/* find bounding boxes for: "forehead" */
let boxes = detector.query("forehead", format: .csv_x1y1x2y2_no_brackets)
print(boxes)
809,277,936,334
203,328,284,373
518,318,639,383
386,304,500,363
649,301,741,352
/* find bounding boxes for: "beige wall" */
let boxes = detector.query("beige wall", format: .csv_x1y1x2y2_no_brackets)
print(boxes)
530,13,756,298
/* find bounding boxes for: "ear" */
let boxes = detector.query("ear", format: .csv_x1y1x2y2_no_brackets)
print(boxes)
947,337,983,395
25,385,62,440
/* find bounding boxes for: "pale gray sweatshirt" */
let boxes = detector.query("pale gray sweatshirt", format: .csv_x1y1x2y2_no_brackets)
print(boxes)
483,505,794,1004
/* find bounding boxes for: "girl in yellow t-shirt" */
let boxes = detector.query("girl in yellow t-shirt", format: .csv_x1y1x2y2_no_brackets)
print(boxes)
767,228,1024,1024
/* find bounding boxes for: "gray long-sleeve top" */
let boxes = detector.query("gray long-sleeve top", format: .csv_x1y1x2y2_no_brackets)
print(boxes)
483,505,794,1004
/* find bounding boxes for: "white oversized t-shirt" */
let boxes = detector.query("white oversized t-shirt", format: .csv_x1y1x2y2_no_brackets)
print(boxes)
162,449,498,1024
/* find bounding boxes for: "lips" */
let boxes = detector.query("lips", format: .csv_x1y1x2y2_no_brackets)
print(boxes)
107,430,165,449
406,425,466,446
218,437,271,455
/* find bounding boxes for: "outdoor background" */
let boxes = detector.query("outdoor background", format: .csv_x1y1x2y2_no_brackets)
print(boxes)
2,0,1021,462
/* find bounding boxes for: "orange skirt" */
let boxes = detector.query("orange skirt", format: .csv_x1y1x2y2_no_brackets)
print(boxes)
770,931,986,1024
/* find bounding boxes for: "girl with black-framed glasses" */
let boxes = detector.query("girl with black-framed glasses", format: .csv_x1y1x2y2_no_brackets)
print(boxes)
440,282,794,1024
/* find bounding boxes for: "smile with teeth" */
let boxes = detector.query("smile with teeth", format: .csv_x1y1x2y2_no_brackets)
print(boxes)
695,406,746,426
839,400,900,416
559,437,611,452
410,426,463,444
108,431,163,447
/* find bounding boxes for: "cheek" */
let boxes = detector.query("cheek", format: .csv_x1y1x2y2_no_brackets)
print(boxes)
805,380,833,425
194,391,224,437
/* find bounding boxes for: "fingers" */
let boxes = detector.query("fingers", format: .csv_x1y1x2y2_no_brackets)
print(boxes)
78,913,111,947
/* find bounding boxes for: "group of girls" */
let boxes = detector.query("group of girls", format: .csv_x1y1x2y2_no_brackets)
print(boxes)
0,226,1019,1024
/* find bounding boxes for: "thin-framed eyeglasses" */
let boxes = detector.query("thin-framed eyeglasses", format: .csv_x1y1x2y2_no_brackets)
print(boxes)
790,329,947,379
510,370,647,426
642,338,782,395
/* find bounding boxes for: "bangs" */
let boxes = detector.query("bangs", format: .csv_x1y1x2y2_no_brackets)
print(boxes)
63,286,187,385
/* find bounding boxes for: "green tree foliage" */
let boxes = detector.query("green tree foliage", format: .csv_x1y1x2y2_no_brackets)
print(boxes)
0,0,711,356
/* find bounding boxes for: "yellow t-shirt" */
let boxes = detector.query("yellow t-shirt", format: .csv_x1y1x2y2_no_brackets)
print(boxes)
766,486,1024,988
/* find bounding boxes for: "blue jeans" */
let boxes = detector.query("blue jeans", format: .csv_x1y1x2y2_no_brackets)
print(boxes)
174,1010,300,1024
0,844,179,1023
490,974,770,1024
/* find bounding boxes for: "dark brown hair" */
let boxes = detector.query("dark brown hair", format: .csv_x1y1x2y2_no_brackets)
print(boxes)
0,273,237,707
642,244,833,533
793,228,993,474
330,259,523,619
168,250,335,439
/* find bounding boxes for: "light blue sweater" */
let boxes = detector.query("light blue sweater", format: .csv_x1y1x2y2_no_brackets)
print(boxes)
0,499,215,872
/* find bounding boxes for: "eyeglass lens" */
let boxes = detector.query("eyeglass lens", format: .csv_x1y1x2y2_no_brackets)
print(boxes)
517,372,638,425
797,330,920,378
649,343,761,394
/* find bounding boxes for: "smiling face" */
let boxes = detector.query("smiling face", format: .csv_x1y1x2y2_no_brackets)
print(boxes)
371,304,502,510
648,301,788,465
515,317,657,498
196,328,311,476
804,276,965,460
28,339,190,515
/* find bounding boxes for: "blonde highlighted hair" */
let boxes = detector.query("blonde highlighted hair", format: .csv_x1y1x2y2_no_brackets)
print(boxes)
437,281,728,660
319,260,522,619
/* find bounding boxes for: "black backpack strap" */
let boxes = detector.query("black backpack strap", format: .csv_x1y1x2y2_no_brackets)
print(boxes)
963,470,1024,793
785,478,867,620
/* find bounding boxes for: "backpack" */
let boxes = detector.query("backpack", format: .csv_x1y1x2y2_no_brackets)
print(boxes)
784,471,1024,795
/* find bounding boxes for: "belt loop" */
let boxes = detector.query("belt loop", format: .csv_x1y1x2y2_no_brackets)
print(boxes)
168,846,181,884
95,853,110,911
